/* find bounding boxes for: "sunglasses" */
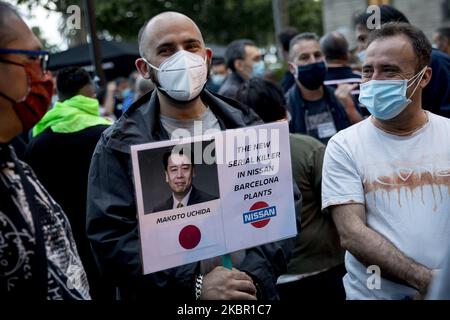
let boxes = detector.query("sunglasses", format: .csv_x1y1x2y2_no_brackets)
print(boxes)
0,48,50,73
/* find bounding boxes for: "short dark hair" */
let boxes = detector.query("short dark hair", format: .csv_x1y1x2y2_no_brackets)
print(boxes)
0,1,21,47
367,22,431,71
56,67,92,101
211,57,225,66
225,39,256,72
163,147,194,171
320,31,349,61
289,32,319,61
236,78,287,123
353,5,409,29
436,27,450,41
278,27,299,53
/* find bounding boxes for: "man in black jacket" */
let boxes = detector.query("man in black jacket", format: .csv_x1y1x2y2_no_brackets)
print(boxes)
286,32,361,144
25,67,112,299
86,11,301,300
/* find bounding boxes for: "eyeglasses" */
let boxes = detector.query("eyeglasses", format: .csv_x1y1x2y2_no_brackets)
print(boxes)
0,48,50,73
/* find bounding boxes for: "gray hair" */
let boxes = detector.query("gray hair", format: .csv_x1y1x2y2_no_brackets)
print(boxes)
288,32,319,61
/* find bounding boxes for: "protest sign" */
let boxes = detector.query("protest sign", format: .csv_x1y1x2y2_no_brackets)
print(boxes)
131,121,297,274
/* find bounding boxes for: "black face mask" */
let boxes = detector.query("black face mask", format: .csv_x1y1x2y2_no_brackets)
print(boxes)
293,61,328,90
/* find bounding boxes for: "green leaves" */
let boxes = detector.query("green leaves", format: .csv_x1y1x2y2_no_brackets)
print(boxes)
16,0,323,47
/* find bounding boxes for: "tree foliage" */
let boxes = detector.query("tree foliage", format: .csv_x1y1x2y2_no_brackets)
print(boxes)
16,0,323,47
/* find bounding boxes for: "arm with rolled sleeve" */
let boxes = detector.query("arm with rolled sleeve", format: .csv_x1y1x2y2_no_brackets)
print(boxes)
321,137,365,210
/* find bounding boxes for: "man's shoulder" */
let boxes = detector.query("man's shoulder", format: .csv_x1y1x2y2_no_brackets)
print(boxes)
328,118,371,147
218,76,239,98
99,122,117,140
190,187,217,203
431,49,450,65
285,84,301,110
205,90,262,127
428,111,450,131
289,133,325,151
153,196,173,212
96,123,117,148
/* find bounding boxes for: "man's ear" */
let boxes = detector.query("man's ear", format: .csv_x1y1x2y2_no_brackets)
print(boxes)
205,48,213,65
136,58,151,79
288,62,297,75
234,59,244,73
420,67,433,89
165,171,169,183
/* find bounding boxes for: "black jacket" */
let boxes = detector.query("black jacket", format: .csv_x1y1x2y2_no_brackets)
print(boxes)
218,72,245,100
24,125,111,300
422,49,450,117
86,89,302,300
153,186,217,213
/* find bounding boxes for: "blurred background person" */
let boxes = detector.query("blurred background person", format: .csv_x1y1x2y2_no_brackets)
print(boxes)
432,27,450,56
237,78,345,301
286,32,361,144
219,39,264,99
277,27,299,93
134,74,154,100
320,31,365,116
206,57,228,93
25,66,112,299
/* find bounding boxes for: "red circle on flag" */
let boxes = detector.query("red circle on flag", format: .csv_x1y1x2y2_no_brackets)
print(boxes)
249,201,271,228
179,225,201,249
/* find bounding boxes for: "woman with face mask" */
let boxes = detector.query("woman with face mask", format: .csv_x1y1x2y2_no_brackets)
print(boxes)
0,2,90,300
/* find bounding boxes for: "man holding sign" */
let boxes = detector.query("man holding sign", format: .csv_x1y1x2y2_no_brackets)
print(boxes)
86,11,301,300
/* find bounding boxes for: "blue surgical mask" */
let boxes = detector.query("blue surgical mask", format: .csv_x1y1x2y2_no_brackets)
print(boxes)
252,60,265,78
359,67,427,120
357,50,366,63
211,74,226,86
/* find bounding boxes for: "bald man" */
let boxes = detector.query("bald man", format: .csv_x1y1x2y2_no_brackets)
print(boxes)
86,11,301,300
0,2,89,299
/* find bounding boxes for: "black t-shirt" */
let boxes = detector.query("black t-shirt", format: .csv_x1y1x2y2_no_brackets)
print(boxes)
303,98,337,144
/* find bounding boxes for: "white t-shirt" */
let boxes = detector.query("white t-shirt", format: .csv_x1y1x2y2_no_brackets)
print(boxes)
322,112,450,300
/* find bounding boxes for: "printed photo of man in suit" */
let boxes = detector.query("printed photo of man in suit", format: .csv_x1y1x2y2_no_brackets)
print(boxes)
153,148,217,212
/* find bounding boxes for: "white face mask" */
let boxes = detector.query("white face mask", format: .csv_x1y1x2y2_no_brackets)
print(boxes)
143,50,208,102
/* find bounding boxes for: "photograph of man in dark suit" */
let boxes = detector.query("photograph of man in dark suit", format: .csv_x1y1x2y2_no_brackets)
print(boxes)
153,148,217,212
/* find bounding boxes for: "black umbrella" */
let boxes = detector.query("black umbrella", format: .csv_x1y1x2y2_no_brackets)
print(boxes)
49,40,140,81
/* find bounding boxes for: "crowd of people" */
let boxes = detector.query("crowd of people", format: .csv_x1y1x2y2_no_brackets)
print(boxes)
1,1,449,301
